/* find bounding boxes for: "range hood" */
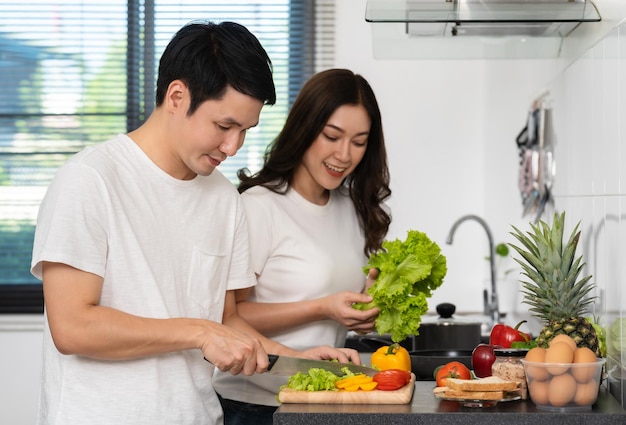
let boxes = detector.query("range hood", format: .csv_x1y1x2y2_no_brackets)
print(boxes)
365,0,602,59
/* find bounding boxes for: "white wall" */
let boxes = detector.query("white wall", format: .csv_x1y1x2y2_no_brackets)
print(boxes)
0,315,43,425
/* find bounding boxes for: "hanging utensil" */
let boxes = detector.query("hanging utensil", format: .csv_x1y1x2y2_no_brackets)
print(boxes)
533,105,556,222
517,93,555,223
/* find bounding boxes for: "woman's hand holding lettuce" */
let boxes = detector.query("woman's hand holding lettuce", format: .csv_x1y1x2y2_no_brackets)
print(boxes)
354,230,447,343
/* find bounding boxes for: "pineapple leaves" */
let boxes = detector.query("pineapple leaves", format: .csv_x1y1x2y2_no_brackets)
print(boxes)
508,212,597,322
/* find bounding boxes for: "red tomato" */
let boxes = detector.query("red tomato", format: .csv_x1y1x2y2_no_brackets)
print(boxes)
435,361,471,387
372,369,412,391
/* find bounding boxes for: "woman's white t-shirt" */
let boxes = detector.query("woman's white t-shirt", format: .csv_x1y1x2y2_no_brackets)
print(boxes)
212,185,367,406
31,134,255,425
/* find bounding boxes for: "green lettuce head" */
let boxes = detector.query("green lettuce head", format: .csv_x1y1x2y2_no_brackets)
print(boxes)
355,229,447,343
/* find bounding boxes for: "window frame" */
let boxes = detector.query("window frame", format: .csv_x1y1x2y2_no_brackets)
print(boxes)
0,0,319,314
0,284,43,314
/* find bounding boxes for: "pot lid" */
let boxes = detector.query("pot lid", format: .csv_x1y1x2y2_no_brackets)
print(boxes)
421,303,483,326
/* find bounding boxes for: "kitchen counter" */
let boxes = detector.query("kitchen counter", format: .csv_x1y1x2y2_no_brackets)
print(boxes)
273,381,626,425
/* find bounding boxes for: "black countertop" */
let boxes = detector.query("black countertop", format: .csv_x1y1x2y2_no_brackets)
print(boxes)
273,381,626,425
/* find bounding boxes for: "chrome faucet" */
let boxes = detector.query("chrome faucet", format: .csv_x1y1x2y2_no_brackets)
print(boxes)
446,214,500,327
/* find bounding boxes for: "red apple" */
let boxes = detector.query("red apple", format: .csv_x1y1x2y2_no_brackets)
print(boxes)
471,343,496,378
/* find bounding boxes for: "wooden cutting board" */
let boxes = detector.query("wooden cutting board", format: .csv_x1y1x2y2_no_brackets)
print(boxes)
277,373,416,404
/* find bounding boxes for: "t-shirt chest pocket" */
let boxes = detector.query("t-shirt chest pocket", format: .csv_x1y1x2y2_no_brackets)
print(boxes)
186,245,226,319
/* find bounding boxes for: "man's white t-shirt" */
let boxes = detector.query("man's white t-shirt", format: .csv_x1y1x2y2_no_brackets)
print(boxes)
31,134,256,425
212,185,367,406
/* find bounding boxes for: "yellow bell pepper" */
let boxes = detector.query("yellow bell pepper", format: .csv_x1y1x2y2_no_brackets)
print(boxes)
370,343,411,372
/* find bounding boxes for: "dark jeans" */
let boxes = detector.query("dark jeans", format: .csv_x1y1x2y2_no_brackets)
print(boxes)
217,393,277,425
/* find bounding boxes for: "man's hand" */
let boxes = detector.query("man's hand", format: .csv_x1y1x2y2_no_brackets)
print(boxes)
200,322,269,376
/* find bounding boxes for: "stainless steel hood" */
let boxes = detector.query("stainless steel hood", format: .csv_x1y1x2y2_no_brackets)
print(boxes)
365,0,602,59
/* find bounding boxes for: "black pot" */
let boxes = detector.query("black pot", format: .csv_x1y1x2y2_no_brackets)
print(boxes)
346,303,482,353
409,349,473,380
349,334,412,352
414,303,482,351
349,335,473,381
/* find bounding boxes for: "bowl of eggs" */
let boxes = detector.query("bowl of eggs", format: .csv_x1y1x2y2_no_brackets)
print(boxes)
521,334,606,412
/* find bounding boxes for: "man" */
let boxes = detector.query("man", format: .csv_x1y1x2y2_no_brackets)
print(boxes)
31,21,359,425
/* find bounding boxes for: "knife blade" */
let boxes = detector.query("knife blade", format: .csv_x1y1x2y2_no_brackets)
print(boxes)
267,354,378,377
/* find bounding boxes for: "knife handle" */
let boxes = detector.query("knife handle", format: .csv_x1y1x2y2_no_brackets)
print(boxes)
267,354,279,371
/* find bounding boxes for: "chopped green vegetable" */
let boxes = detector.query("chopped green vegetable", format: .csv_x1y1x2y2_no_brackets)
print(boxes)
280,368,344,392
354,229,447,343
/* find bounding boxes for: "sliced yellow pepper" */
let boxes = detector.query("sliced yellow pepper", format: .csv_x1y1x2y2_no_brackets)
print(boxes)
370,343,411,372
359,381,378,391
335,374,371,389
335,374,378,391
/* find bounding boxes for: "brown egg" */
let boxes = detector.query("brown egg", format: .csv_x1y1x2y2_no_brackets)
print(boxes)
545,342,574,375
548,373,577,407
525,347,546,362
572,347,599,383
573,347,597,363
574,379,599,406
528,379,550,405
524,347,548,381
550,334,577,352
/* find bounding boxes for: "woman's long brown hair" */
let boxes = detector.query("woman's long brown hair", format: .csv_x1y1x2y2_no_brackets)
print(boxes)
237,68,391,256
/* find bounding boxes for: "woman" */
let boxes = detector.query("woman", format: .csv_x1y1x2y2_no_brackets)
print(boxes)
213,68,392,425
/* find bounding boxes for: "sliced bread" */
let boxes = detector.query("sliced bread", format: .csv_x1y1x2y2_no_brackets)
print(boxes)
445,376,519,392
443,389,506,400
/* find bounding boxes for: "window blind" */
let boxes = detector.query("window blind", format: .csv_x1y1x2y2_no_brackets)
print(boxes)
0,0,334,312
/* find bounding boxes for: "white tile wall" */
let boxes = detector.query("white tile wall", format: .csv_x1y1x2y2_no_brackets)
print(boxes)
548,22,625,406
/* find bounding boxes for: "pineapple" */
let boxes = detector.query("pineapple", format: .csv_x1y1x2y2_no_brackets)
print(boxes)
509,211,601,357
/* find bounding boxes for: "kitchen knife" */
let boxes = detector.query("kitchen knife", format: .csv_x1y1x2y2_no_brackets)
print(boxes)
267,354,379,377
